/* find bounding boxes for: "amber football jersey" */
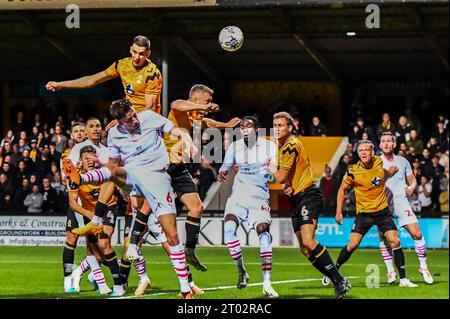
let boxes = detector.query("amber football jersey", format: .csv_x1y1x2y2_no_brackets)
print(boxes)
278,135,315,196
163,110,206,163
342,156,388,214
105,57,162,114
69,180,117,212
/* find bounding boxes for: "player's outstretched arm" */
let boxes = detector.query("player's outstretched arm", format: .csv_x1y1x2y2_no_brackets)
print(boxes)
68,191,94,220
171,99,219,113
204,117,241,129
46,71,113,91
405,174,417,196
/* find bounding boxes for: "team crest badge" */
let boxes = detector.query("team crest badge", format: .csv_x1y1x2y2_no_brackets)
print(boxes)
371,176,382,187
126,84,135,94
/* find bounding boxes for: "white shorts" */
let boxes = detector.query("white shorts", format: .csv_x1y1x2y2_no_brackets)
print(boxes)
391,199,418,228
126,168,176,217
224,196,272,231
143,213,167,245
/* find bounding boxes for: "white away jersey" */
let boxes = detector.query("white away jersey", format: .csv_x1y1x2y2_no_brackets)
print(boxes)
68,139,110,167
381,154,413,202
107,110,174,171
219,137,277,200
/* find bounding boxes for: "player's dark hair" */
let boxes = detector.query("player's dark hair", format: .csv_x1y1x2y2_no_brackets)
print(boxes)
71,122,85,131
189,84,214,98
86,117,101,124
241,116,260,129
79,145,97,157
132,35,151,50
273,111,294,127
110,99,132,120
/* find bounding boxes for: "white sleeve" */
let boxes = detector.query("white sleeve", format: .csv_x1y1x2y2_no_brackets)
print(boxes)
145,111,175,133
268,141,278,165
219,142,235,173
404,158,413,177
107,132,120,159
68,144,80,166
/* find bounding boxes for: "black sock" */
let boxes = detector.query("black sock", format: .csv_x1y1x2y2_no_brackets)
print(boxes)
63,242,76,276
187,265,193,284
131,210,149,245
95,202,108,219
104,252,122,286
392,247,406,279
185,216,201,249
119,258,132,282
335,245,353,270
310,243,344,285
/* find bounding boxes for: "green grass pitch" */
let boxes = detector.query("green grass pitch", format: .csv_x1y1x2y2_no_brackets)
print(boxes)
0,246,447,299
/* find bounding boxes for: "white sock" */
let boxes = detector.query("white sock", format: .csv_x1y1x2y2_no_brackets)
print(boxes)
75,257,91,276
414,237,428,269
259,231,272,285
133,256,149,282
225,220,246,274
169,244,190,293
86,255,106,286
81,167,111,185
379,241,395,273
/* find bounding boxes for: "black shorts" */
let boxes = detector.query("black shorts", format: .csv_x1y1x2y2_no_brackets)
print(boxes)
124,214,133,238
102,204,118,228
289,186,324,232
66,208,90,232
351,207,397,236
168,163,198,198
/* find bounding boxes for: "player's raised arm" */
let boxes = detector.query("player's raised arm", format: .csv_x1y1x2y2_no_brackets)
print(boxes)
171,99,219,113
46,70,114,92
68,191,94,220
204,117,241,129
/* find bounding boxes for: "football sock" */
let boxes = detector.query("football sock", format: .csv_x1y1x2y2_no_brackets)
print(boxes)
63,242,76,277
335,245,353,270
414,237,428,269
259,231,272,285
133,256,149,282
379,241,395,273
130,210,149,245
81,167,111,185
310,243,344,285
169,244,190,293
104,252,122,286
185,216,201,249
392,247,407,279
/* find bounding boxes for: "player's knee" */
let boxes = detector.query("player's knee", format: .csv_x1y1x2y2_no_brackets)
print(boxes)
190,202,203,217
302,238,317,252
224,220,238,242
165,229,179,246
389,238,401,248
411,230,422,240
258,231,272,248
299,247,310,258
346,242,359,252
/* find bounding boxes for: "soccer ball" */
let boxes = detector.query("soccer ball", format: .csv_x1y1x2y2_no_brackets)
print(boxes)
218,26,244,52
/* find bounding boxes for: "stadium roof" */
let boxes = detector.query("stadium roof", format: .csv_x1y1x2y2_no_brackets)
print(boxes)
0,2,448,84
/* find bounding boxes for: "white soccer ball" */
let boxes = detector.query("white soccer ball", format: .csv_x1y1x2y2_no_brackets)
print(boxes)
218,26,244,52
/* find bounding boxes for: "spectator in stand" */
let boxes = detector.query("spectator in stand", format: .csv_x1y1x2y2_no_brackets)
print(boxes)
18,138,30,153
29,126,39,141
439,167,449,213
10,144,21,166
430,155,445,211
406,129,424,158
292,113,305,136
13,160,28,185
419,148,433,177
309,116,326,136
349,124,360,147
427,137,441,157
41,177,59,213
355,116,376,143
342,188,357,215
21,149,34,174
1,161,13,181
33,113,44,133
29,173,38,186
333,153,351,181
12,111,27,140
13,178,30,213
319,165,337,215
36,132,46,150
48,142,61,167
418,175,433,216
3,140,12,157
24,184,44,213
409,191,422,214
29,139,40,162
0,173,16,198
412,158,423,184
51,125,68,153
198,157,217,200
18,131,28,143
35,149,52,180
376,112,396,138
0,193,15,212
52,172,64,194
0,147,3,167
1,130,15,147
433,121,449,152
405,106,422,136
395,115,412,145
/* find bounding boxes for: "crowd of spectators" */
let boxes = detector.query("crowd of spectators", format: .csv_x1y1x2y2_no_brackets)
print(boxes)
320,111,449,217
